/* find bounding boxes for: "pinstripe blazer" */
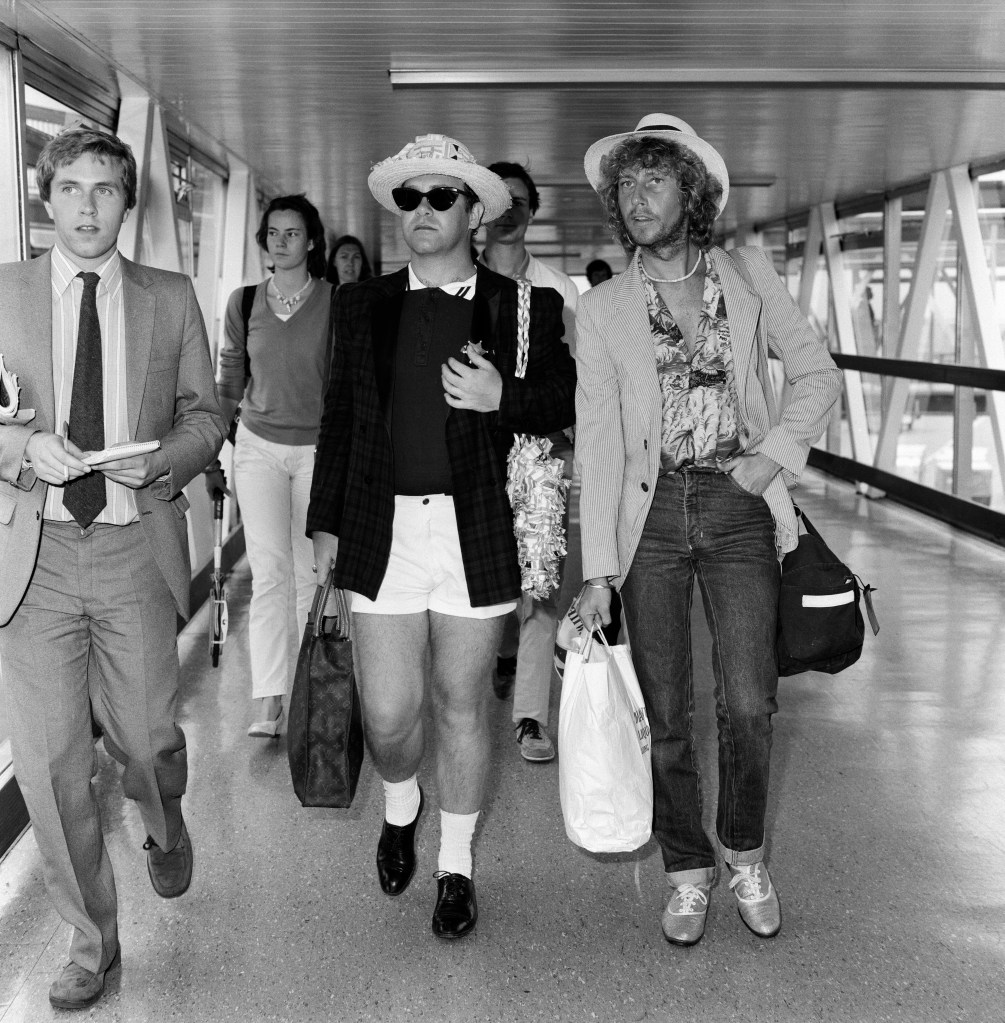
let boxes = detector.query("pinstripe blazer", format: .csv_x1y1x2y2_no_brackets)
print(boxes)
575,245,842,585
306,264,576,606
0,251,226,625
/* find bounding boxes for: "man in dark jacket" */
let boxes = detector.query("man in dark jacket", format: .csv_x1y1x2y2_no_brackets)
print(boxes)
307,134,575,939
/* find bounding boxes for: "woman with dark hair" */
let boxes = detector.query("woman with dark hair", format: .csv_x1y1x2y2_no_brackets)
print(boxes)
216,194,333,737
325,233,373,286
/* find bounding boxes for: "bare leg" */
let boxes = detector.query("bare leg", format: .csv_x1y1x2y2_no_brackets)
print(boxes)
428,611,506,813
352,612,429,782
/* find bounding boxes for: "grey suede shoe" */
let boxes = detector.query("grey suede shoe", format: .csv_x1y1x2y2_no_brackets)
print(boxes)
48,944,120,1010
145,818,194,898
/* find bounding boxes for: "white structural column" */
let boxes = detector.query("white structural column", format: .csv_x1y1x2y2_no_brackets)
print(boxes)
116,77,182,273
875,172,951,472
0,42,27,262
946,164,1005,496
820,202,874,463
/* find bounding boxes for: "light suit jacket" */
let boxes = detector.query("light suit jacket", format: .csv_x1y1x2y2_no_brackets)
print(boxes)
575,245,843,585
0,251,227,625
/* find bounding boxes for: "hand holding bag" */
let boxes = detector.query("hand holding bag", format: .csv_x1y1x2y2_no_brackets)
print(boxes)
558,631,653,853
287,575,365,807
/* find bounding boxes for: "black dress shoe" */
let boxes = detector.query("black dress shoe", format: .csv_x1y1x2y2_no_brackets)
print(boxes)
376,787,424,896
431,872,477,939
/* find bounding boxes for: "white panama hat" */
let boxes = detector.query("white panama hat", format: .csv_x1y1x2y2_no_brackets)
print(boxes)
583,113,729,215
368,134,513,221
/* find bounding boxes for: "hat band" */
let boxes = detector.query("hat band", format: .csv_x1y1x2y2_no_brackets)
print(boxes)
638,124,681,132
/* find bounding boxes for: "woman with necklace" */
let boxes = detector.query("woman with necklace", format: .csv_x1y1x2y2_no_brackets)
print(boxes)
217,194,333,737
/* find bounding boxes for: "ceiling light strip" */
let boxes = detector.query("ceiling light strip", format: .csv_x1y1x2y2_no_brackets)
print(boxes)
389,68,1005,89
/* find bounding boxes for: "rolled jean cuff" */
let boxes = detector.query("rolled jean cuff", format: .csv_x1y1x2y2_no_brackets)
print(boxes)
717,839,766,867
667,866,716,888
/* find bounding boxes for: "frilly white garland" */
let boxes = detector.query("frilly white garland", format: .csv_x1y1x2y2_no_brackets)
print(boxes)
0,353,21,419
506,433,570,600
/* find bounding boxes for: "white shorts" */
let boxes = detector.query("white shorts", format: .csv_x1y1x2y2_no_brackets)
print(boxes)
348,494,517,619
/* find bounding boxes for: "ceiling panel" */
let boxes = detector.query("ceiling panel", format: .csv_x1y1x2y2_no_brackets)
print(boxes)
11,0,1005,272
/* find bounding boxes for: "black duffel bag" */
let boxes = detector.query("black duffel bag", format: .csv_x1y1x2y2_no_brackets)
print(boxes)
287,575,364,807
776,507,879,676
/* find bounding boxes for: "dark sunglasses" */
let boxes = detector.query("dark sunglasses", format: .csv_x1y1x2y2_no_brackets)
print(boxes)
391,185,474,212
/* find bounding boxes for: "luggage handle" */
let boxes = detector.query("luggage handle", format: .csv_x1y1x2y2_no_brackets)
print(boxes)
309,571,350,642
793,505,880,636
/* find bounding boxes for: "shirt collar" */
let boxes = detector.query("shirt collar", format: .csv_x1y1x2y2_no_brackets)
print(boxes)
407,263,477,300
50,245,122,298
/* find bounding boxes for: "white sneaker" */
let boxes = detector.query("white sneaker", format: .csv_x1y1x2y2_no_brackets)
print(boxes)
728,862,781,938
515,718,555,762
661,883,710,946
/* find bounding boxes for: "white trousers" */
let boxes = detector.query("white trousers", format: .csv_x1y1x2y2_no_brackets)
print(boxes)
233,423,316,699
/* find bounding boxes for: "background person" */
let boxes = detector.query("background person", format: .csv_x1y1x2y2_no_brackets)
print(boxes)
325,233,373,287
481,160,579,764
585,258,613,287
574,114,841,948
0,126,225,1010
217,195,333,737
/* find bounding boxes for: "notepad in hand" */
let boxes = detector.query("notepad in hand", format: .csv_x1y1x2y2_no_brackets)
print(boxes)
83,440,161,466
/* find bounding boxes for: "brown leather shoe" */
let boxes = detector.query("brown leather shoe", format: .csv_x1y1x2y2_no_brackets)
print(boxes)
145,818,193,898
48,944,120,1010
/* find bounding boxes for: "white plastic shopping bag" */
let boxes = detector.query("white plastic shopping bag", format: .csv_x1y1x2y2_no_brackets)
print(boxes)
558,632,653,852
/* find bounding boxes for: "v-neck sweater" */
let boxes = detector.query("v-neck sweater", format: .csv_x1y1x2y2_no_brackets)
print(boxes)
218,279,332,445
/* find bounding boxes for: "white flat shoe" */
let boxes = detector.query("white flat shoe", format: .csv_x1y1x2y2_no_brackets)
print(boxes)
248,706,284,738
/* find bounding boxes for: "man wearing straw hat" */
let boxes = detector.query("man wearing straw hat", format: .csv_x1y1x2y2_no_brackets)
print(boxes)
574,115,841,946
307,134,575,939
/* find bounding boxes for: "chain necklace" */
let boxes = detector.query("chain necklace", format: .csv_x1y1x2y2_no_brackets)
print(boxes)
640,250,703,284
270,275,312,313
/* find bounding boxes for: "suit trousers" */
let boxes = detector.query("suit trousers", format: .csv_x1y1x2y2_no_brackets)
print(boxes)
0,520,186,973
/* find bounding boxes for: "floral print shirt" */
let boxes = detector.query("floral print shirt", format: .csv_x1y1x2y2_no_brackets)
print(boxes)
642,251,748,472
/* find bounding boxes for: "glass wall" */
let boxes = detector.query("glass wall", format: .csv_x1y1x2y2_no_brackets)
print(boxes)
775,189,1003,514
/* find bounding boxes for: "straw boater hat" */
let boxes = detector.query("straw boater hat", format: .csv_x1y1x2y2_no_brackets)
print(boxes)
368,134,513,221
583,114,730,215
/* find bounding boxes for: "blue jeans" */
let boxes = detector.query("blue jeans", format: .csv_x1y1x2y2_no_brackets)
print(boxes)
620,470,780,886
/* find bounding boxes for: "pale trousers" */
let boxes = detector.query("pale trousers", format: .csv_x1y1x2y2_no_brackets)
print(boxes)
233,423,316,700
0,521,184,974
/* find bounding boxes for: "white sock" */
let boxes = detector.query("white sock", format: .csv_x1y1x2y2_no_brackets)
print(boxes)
382,776,420,827
437,809,479,877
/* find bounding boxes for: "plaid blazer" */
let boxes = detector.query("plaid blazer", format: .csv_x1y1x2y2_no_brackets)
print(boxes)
306,264,576,606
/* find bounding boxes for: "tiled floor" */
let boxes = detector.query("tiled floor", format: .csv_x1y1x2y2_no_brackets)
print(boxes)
2,471,1004,1022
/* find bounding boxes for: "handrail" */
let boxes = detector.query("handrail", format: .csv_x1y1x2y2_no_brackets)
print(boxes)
830,353,1005,391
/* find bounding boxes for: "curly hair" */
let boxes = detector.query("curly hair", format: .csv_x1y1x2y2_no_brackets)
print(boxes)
36,127,137,209
597,137,723,251
256,194,327,279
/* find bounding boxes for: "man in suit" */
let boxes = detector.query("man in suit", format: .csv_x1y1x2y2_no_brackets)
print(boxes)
0,127,225,1009
308,134,575,939
575,115,842,947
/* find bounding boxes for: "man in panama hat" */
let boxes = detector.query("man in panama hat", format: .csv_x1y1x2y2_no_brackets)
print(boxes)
575,114,841,947
308,133,575,939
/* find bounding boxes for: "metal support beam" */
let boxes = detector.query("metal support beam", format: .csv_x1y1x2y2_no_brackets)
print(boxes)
820,202,874,463
875,172,950,471
946,163,1005,500
0,42,28,262
116,78,181,272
